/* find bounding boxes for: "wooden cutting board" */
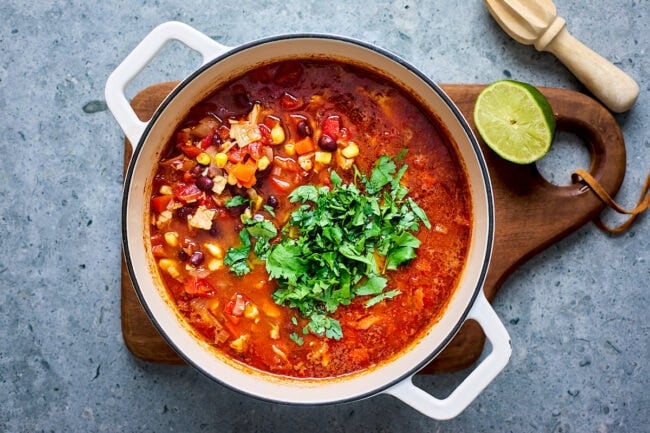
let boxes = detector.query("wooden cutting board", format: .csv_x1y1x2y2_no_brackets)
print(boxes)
120,82,625,373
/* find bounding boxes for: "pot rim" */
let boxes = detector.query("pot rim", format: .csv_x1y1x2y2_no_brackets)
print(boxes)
121,32,494,405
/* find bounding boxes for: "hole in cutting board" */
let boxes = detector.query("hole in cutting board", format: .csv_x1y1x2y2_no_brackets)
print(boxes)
536,131,591,186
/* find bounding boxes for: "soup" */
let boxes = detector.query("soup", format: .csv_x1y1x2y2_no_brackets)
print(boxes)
148,59,471,378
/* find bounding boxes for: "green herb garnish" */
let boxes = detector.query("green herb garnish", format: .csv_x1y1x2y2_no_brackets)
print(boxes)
266,154,430,341
224,215,278,276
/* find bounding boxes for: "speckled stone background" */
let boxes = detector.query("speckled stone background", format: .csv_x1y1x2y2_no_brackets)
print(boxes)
1,1,648,432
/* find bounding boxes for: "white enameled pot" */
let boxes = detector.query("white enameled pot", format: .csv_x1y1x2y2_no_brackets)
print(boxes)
106,21,511,421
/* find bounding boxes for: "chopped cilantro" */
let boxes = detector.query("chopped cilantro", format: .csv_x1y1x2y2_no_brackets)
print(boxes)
225,195,249,208
224,215,278,275
224,230,252,276
266,153,430,340
289,332,304,346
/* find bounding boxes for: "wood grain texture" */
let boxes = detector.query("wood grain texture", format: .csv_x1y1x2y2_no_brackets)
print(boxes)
120,82,626,372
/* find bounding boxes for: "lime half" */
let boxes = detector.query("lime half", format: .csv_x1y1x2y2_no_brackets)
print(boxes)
473,80,556,165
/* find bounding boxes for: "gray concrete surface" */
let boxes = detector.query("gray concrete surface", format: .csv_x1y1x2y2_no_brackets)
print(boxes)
1,1,648,432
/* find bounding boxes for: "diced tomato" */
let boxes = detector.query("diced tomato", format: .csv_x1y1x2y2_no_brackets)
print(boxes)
199,131,215,149
247,141,265,160
151,244,167,258
198,194,217,209
182,171,195,182
270,176,292,192
173,183,203,203
228,146,247,163
183,277,215,296
217,125,231,141
322,115,341,140
231,160,257,186
180,144,203,158
258,124,272,145
151,194,173,213
273,156,300,172
225,293,247,317
280,92,303,111
294,137,315,155
263,115,280,128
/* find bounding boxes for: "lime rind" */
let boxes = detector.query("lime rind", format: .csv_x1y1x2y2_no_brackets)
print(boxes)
473,80,556,165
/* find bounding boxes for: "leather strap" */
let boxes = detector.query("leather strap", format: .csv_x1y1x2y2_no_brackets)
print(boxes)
573,169,650,234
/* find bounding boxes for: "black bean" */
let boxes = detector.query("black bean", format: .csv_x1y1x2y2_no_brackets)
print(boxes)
266,195,279,209
176,203,198,219
177,250,189,261
318,134,337,152
195,176,214,191
208,224,220,237
297,120,312,137
189,251,204,267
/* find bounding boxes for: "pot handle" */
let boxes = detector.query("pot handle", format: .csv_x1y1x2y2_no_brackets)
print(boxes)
385,292,511,420
105,21,230,146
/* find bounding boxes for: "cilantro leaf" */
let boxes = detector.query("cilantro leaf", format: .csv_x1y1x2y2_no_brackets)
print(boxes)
266,153,430,340
365,289,401,308
305,314,343,340
225,195,249,208
289,332,304,346
224,230,252,276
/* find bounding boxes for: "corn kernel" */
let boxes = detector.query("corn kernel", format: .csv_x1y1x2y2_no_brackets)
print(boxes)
284,143,296,156
253,195,264,212
298,154,313,171
271,124,285,144
341,142,359,158
227,171,238,185
336,149,354,170
214,152,228,168
257,155,271,171
244,303,260,320
314,151,332,165
204,242,224,258
159,185,173,195
158,259,180,279
196,152,211,166
207,258,223,271
164,231,179,247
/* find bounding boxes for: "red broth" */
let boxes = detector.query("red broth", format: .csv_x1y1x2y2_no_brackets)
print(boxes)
148,59,471,378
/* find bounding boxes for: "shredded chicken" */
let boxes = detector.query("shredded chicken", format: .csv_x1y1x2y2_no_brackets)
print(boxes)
229,104,262,147
188,205,215,230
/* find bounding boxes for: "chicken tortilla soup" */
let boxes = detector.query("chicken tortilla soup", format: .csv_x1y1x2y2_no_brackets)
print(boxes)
148,59,472,378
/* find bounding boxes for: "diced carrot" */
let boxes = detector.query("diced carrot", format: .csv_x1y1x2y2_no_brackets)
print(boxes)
151,194,173,213
231,160,257,185
294,137,315,155
228,146,247,163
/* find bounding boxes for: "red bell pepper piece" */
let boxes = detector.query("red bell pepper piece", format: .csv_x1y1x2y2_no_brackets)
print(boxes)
199,131,215,149
180,145,203,158
322,115,341,140
173,183,203,203
184,277,216,296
